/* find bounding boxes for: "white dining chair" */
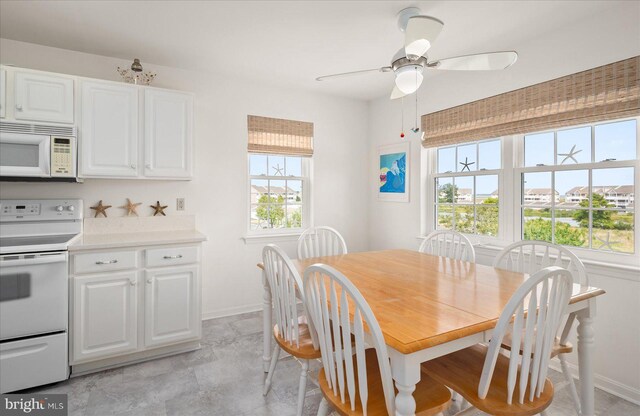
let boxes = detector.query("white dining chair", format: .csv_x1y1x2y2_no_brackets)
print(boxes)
297,226,348,259
422,266,574,416
262,244,320,416
493,240,588,414
303,263,452,416
419,230,476,262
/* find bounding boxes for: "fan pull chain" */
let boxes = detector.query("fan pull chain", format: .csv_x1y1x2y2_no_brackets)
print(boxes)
412,81,420,133
400,96,405,138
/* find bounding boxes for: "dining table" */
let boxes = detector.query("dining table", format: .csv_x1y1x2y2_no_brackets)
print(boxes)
257,249,605,416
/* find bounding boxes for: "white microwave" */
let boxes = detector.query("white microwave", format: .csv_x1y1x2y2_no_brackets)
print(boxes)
0,128,77,180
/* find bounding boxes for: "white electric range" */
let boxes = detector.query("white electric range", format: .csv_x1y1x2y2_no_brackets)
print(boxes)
0,199,82,393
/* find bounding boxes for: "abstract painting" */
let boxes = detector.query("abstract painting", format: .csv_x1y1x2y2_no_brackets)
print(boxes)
378,142,410,202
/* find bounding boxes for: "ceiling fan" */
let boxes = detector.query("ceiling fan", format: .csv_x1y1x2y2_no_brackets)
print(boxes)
316,7,518,99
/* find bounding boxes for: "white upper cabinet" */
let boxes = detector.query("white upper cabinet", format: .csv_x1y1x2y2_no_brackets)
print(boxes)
144,89,193,178
14,71,74,124
0,69,6,118
80,80,139,177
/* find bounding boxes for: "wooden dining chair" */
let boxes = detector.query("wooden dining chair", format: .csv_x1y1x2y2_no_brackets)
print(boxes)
262,244,321,416
297,226,348,259
418,230,476,262
303,263,452,416
422,266,574,416
493,241,587,414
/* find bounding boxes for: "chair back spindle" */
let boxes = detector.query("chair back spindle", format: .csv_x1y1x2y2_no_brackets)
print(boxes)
297,226,348,259
419,230,476,262
479,266,573,405
304,264,395,416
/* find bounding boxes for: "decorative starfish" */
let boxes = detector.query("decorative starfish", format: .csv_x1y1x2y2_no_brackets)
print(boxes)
459,157,475,172
594,232,619,251
272,163,284,176
120,198,142,216
558,145,582,164
150,201,168,216
90,200,112,218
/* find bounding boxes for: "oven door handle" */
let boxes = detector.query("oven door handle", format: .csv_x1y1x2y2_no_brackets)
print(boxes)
0,253,67,267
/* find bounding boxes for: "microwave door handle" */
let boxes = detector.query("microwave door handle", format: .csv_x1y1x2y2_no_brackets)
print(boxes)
43,137,51,176
0,253,67,267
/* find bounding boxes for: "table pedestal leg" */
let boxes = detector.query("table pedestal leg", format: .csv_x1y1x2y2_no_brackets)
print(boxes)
577,300,596,416
262,269,272,373
395,382,417,416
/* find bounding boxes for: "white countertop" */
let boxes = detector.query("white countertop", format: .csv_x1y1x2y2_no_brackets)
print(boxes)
68,229,207,252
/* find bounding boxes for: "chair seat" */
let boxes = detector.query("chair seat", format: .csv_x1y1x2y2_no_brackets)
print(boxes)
502,332,573,358
319,348,451,416
421,344,554,416
273,319,321,360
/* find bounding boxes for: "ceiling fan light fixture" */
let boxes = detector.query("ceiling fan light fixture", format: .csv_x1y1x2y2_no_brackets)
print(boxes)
395,65,423,94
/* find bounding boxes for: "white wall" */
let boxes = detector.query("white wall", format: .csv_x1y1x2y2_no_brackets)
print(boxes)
366,3,640,404
0,38,370,319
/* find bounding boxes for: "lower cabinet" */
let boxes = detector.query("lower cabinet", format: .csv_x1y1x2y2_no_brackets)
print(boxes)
72,271,138,362
70,245,201,365
144,266,200,347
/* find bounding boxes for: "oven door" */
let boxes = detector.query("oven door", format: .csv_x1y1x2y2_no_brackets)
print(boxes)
0,252,67,340
0,132,51,178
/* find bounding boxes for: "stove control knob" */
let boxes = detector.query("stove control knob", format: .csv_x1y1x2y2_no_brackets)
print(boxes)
55,205,64,212
67,205,75,212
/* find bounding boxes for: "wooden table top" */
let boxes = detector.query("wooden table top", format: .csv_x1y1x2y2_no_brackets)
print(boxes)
288,249,605,354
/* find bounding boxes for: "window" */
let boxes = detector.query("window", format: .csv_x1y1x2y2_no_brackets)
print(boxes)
246,115,313,236
248,154,310,233
520,119,636,254
424,117,638,263
434,139,501,237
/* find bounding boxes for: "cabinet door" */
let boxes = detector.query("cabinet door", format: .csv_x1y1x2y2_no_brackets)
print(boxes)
14,71,74,123
144,89,193,178
0,69,6,118
80,81,139,177
72,271,138,363
144,265,200,347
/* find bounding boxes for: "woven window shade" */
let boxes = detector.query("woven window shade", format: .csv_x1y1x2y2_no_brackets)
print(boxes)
247,115,314,156
421,56,640,148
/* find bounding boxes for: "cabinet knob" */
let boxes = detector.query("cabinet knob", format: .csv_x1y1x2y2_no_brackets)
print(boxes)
15,104,23,111
130,280,137,286
146,164,151,169
147,279,153,284
130,164,137,169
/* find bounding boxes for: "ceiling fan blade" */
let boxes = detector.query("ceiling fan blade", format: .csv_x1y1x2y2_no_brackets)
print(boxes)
316,67,392,81
404,16,444,58
432,51,518,71
390,85,407,100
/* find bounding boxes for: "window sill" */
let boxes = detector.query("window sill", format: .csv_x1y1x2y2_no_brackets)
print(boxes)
243,232,302,244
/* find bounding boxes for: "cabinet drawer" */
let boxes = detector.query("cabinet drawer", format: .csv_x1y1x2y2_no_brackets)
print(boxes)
145,246,198,268
74,250,137,274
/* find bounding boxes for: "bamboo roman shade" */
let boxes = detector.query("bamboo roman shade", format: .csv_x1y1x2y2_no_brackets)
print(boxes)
421,56,640,148
247,115,314,156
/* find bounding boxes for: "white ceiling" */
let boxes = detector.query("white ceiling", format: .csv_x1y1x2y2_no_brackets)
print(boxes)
0,1,634,101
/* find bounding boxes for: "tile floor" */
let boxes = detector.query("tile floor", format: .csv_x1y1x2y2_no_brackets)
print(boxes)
23,311,639,415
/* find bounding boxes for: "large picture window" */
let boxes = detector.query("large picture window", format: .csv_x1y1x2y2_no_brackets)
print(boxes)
425,117,638,262
520,119,636,254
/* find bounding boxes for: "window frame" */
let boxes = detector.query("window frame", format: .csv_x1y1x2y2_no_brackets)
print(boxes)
513,117,639,263
425,138,510,245
422,116,639,267
246,153,312,237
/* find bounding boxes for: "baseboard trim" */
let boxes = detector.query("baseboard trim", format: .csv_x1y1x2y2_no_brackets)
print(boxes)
201,303,262,321
550,358,640,405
